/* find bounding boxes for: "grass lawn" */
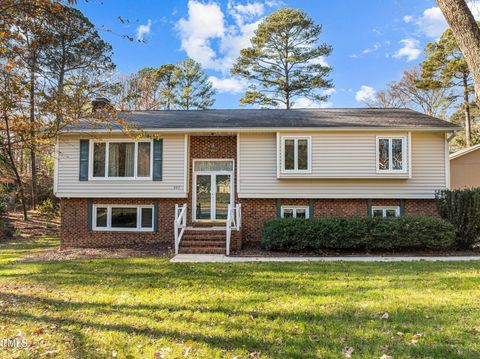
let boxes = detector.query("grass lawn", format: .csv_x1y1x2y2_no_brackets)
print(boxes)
1,238,480,358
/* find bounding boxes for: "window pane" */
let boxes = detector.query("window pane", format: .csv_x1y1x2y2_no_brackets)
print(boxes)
386,209,398,218
137,142,151,177
373,209,384,218
194,160,233,172
378,139,389,170
93,143,106,177
96,207,108,227
141,207,153,228
297,139,308,170
111,207,137,228
284,140,295,170
392,139,403,170
283,208,294,218
108,143,135,177
296,209,307,219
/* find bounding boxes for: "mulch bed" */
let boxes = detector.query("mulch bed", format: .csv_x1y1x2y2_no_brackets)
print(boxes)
19,246,173,262
236,245,480,257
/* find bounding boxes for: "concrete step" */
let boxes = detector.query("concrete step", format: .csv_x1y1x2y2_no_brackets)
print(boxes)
182,234,226,240
179,247,226,254
182,240,226,247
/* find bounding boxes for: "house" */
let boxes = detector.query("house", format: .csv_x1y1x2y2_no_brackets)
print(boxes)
54,99,459,254
450,144,480,189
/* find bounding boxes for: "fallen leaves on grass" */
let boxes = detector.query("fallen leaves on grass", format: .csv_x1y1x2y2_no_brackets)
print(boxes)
343,347,354,357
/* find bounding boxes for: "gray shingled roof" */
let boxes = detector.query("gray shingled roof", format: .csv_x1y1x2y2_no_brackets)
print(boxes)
68,108,459,131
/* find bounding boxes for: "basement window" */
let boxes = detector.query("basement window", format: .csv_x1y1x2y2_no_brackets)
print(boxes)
281,206,310,219
372,206,400,218
93,205,154,231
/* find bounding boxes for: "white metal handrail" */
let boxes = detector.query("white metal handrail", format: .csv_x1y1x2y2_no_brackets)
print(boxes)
226,203,242,256
174,203,187,255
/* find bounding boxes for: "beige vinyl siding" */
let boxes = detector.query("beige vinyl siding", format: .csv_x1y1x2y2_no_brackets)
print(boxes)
278,132,410,178
239,132,446,199
55,134,187,198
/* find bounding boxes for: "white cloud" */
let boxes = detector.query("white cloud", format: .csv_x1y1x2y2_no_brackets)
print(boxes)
469,0,480,19
176,0,279,72
392,38,421,62
350,43,381,58
291,97,332,109
403,15,413,23
176,1,225,69
291,89,336,108
415,3,479,39
355,85,376,103
307,56,329,67
208,76,247,93
136,19,152,41
416,7,448,38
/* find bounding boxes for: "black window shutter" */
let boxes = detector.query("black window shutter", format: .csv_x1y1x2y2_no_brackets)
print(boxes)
87,199,93,231
153,199,158,232
367,199,372,217
276,199,281,219
79,139,89,181
153,139,163,181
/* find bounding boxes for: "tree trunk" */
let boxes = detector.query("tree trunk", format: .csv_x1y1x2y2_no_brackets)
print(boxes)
3,113,28,221
436,0,480,107
463,73,472,147
29,69,38,210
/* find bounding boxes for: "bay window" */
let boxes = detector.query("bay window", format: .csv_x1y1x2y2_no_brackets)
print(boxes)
93,205,154,231
377,136,406,173
282,136,311,173
91,140,152,179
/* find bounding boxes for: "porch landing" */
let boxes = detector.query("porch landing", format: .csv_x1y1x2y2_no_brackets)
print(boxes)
170,254,480,263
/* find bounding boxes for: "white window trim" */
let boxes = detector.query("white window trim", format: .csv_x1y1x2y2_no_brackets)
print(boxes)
281,136,312,174
89,139,154,180
281,206,310,219
375,136,407,174
371,206,400,218
93,204,154,232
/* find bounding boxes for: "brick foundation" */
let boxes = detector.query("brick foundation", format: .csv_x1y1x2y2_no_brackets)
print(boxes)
60,198,183,249
239,198,439,243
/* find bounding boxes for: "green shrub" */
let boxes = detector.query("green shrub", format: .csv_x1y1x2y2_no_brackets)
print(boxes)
37,198,59,220
436,189,480,249
262,216,456,252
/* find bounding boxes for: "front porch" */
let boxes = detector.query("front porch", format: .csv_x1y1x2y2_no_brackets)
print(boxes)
174,135,243,255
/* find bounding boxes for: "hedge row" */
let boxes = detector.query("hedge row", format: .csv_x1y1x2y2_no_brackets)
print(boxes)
262,216,456,252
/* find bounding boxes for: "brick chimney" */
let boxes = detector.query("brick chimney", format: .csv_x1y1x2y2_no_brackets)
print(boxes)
91,97,111,112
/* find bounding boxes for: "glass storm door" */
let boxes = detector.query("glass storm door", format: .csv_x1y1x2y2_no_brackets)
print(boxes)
195,175,212,220
195,173,232,221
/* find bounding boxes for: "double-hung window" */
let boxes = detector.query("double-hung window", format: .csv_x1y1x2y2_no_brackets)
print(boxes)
372,206,400,218
282,136,311,173
93,205,154,231
91,140,152,179
376,136,406,173
281,206,310,219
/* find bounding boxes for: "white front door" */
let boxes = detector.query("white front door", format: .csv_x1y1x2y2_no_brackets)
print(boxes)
193,160,234,221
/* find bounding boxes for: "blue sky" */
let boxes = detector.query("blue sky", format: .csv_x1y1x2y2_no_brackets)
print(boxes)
75,0,480,109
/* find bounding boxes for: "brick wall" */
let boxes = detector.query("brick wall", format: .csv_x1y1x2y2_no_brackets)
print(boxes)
239,198,439,243
60,198,183,248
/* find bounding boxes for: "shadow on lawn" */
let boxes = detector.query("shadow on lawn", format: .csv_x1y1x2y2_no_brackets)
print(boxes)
1,240,480,357
1,291,479,358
